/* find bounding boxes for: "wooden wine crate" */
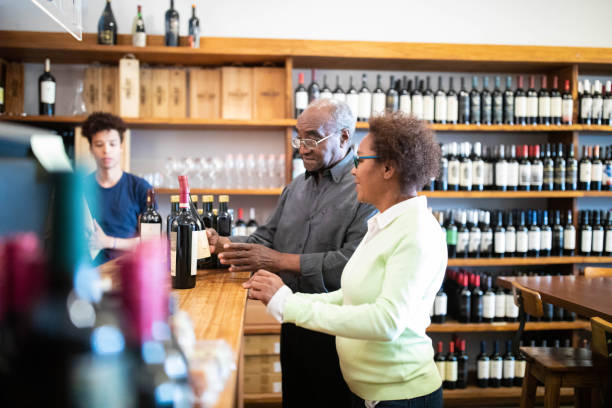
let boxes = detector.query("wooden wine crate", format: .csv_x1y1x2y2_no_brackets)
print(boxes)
139,67,154,118
5,61,24,114
74,126,131,172
168,68,187,118
100,66,118,114
252,67,286,120
83,65,102,113
118,57,140,118
189,68,221,119
152,68,170,118
221,67,253,119
244,373,282,394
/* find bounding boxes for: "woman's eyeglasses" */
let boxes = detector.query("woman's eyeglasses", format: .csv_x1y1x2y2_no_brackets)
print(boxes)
353,155,380,168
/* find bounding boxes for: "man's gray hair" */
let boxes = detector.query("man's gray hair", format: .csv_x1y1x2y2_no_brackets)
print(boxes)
307,98,356,139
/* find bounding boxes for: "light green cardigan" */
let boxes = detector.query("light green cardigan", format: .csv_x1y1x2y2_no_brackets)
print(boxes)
283,196,447,401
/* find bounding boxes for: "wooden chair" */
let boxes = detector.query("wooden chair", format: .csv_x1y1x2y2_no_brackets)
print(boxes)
583,267,612,278
591,317,612,407
511,282,605,408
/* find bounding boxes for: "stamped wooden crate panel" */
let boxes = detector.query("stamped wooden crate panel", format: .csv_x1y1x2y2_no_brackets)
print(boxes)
152,68,170,118
252,67,286,120
5,61,24,114
244,334,280,356
244,373,282,394
189,68,221,119
100,66,118,114
118,57,140,118
168,68,187,118
83,65,102,113
221,67,252,120
139,67,153,118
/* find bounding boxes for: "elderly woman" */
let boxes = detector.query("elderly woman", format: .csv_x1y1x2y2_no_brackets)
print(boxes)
243,112,447,408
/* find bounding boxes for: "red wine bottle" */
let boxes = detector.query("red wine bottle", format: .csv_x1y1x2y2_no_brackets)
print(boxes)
170,175,199,289
489,340,503,388
434,341,446,385
39,59,56,116
502,340,515,387
98,0,118,45
165,0,180,46
514,76,527,125
295,73,308,117
477,341,490,388
235,208,247,236
538,75,551,125
308,69,321,104
139,188,162,241
561,80,573,124
246,208,259,235
445,342,458,389
526,75,538,125
457,340,469,389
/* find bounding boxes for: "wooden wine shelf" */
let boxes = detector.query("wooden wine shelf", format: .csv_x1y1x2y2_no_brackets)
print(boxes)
447,256,612,267
420,190,612,198
427,318,590,333
155,188,283,196
244,386,575,407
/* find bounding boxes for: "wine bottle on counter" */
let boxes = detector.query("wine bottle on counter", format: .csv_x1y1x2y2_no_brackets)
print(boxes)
132,5,146,47
188,3,201,48
39,59,56,116
217,195,232,238
170,176,199,289
98,0,118,45
165,0,180,46
139,188,162,241
294,73,308,117
489,340,503,388
477,341,490,388
167,195,179,234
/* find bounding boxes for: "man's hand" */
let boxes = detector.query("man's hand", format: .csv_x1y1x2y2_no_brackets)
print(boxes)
89,219,112,250
242,269,285,305
206,228,230,254
218,243,283,272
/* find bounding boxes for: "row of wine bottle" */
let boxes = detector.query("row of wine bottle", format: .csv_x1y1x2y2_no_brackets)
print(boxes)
97,0,201,48
295,71,579,125
429,142,612,192
578,79,612,124
433,208,612,258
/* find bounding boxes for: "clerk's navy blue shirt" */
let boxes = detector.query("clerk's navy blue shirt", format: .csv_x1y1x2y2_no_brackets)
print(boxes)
85,172,151,265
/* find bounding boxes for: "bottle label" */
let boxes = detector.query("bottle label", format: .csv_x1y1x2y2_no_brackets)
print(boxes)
482,96,492,121
446,97,458,122
495,162,508,187
490,360,503,379
527,96,538,118
483,294,496,318
515,96,527,117
320,90,333,100
603,163,611,187
554,165,566,185
567,162,577,184
503,360,515,379
468,230,481,253
446,229,458,245
346,93,359,118
246,225,258,235
332,93,346,102
516,231,528,253
539,96,551,117
295,91,308,109
170,231,177,277
495,294,506,318
550,97,562,117
430,302,434,317
485,162,494,187
504,94,514,120
457,231,469,253
580,163,592,182
477,360,490,379
191,230,198,275
507,162,519,187
434,295,448,316
505,231,516,252
581,98,593,119
592,98,603,118
435,361,446,380
592,163,603,182
197,230,211,259
99,29,114,45
235,225,247,236
563,229,576,250
544,164,554,185
493,95,503,122
604,99,612,121
472,161,484,186
460,162,472,187
435,96,447,122
605,229,612,252
412,95,424,119
505,294,519,317
494,231,505,254
423,96,435,121
41,80,56,104
371,93,386,117
358,92,372,119
528,230,541,251
0,87,3,104
531,163,543,186
445,361,458,381
133,32,146,47
480,231,492,253
399,95,411,114
562,99,573,123
581,230,592,252
448,161,460,185
515,360,526,378
592,230,604,252
541,229,552,251
519,164,531,186
140,222,162,241
470,95,481,121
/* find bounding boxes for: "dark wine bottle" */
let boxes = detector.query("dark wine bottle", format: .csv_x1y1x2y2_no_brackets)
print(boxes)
132,5,146,47
39,59,56,116
540,210,552,257
399,76,411,114
480,211,493,258
371,74,385,117
459,143,473,192
332,75,346,102
98,0,118,45
246,207,259,235
592,210,604,256
308,69,321,104
482,276,495,323
518,145,531,191
507,145,519,192
492,76,503,124
503,76,515,125
295,72,308,117
566,144,578,191
538,75,551,125
188,3,201,48
562,79,574,125
495,145,508,191
446,211,458,258
481,76,492,125
170,176,199,289
457,340,468,389
469,76,481,125
167,195,179,237
346,76,359,117
434,76,447,124
505,211,516,257
514,341,526,387
494,283,506,322
592,80,604,125
423,77,434,123
446,77,458,124
580,210,592,256
505,285,519,322
445,342,458,390
592,145,603,191
554,143,566,191
448,142,460,191
357,73,371,122
471,142,485,191
563,210,576,256
605,210,612,256
320,75,332,100
552,210,564,256
234,208,247,236
139,188,162,240
165,0,180,47
543,143,554,191
494,211,506,258
531,145,543,191
489,340,503,388
477,341,490,388
217,195,232,238
580,80,593,124
468,211,482,258
434,341,446,386
515,211,528,258
457,211,469,258
550,76,562,125
458,77,470,124
385,75,399,112
502,340,515,387
437,143,449,191
514,76,527,125
526,75,538,125
471,275,484,323
528,210,541,257
458,275,471,323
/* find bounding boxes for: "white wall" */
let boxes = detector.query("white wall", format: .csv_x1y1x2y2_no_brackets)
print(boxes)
2,0,612,47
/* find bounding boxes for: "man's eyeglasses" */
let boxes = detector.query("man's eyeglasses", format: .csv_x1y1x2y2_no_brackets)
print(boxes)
353,155,380,168
291,134,332,150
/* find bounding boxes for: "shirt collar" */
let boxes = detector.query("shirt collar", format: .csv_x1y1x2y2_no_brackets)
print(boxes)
367,195,428,231
304,148,354,183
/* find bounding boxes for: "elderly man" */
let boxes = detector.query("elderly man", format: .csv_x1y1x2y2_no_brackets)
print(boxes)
207,99,376,408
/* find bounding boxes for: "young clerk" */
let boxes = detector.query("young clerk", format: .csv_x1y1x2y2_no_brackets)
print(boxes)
82,112,152,266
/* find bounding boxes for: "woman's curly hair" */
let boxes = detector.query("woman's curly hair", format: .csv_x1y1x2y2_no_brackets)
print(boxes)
368,112,441,191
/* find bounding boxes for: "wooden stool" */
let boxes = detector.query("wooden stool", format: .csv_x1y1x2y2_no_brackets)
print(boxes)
590,317,612,407
511,282,605,408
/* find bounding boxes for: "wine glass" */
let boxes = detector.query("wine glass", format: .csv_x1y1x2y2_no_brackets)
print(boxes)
234,153,246,189
224,154,235,189
246,154,256,189
165,157,175,188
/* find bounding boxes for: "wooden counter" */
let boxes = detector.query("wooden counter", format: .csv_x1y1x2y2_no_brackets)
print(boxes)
99,258,251,408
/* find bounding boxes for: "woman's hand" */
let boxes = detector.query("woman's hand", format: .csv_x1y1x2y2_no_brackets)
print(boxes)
242,269,285,305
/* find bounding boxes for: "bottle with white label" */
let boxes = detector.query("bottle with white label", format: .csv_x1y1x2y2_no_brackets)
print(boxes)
540,210,553,257
357,74,372,122
371,74,386,117
526,75,539,125
434,76,447,124
139,188,163,241
531,145,544,191
412,79,424,120
469,76,481,125
423,76,435,123
579,145,592,191
494,211,506,258
505,287,519,322
507,145,519,192
448,142,460,191
445,342,458,390
580,80,593,124
482,276,496,323
468,212,482,258
345,76,359,118
434,341,446,385
538,75,551,125
514,341,526,387
246,207,259,235
563,210,576,256
320,75,333,100
294,73,308,118
516,211,529,258
132,5,147,47
495,145,508,191
492,76,504,125
591,80,604,125
456,212,470,258
477,341,490,388
518,145,531,191
433,284,447,324
459,142,473,191
399,76,411,115
457,340,469,389
171,175,199,289
561,79,574,125
494,284,506,322
550,76,562,125
471,142,485,191
446,77,458,124
502,340,515,387
39,58,56,116
580,210,593,256
489,340,503,388
332,75,346,102
480,211,493,258
604,210,612,256
528,210,541,257
504,211,516,257
481,76,493,125
386,76,399,112
591,145,603,191
514,75,527,125
592,210,605,256
603,81,612,125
